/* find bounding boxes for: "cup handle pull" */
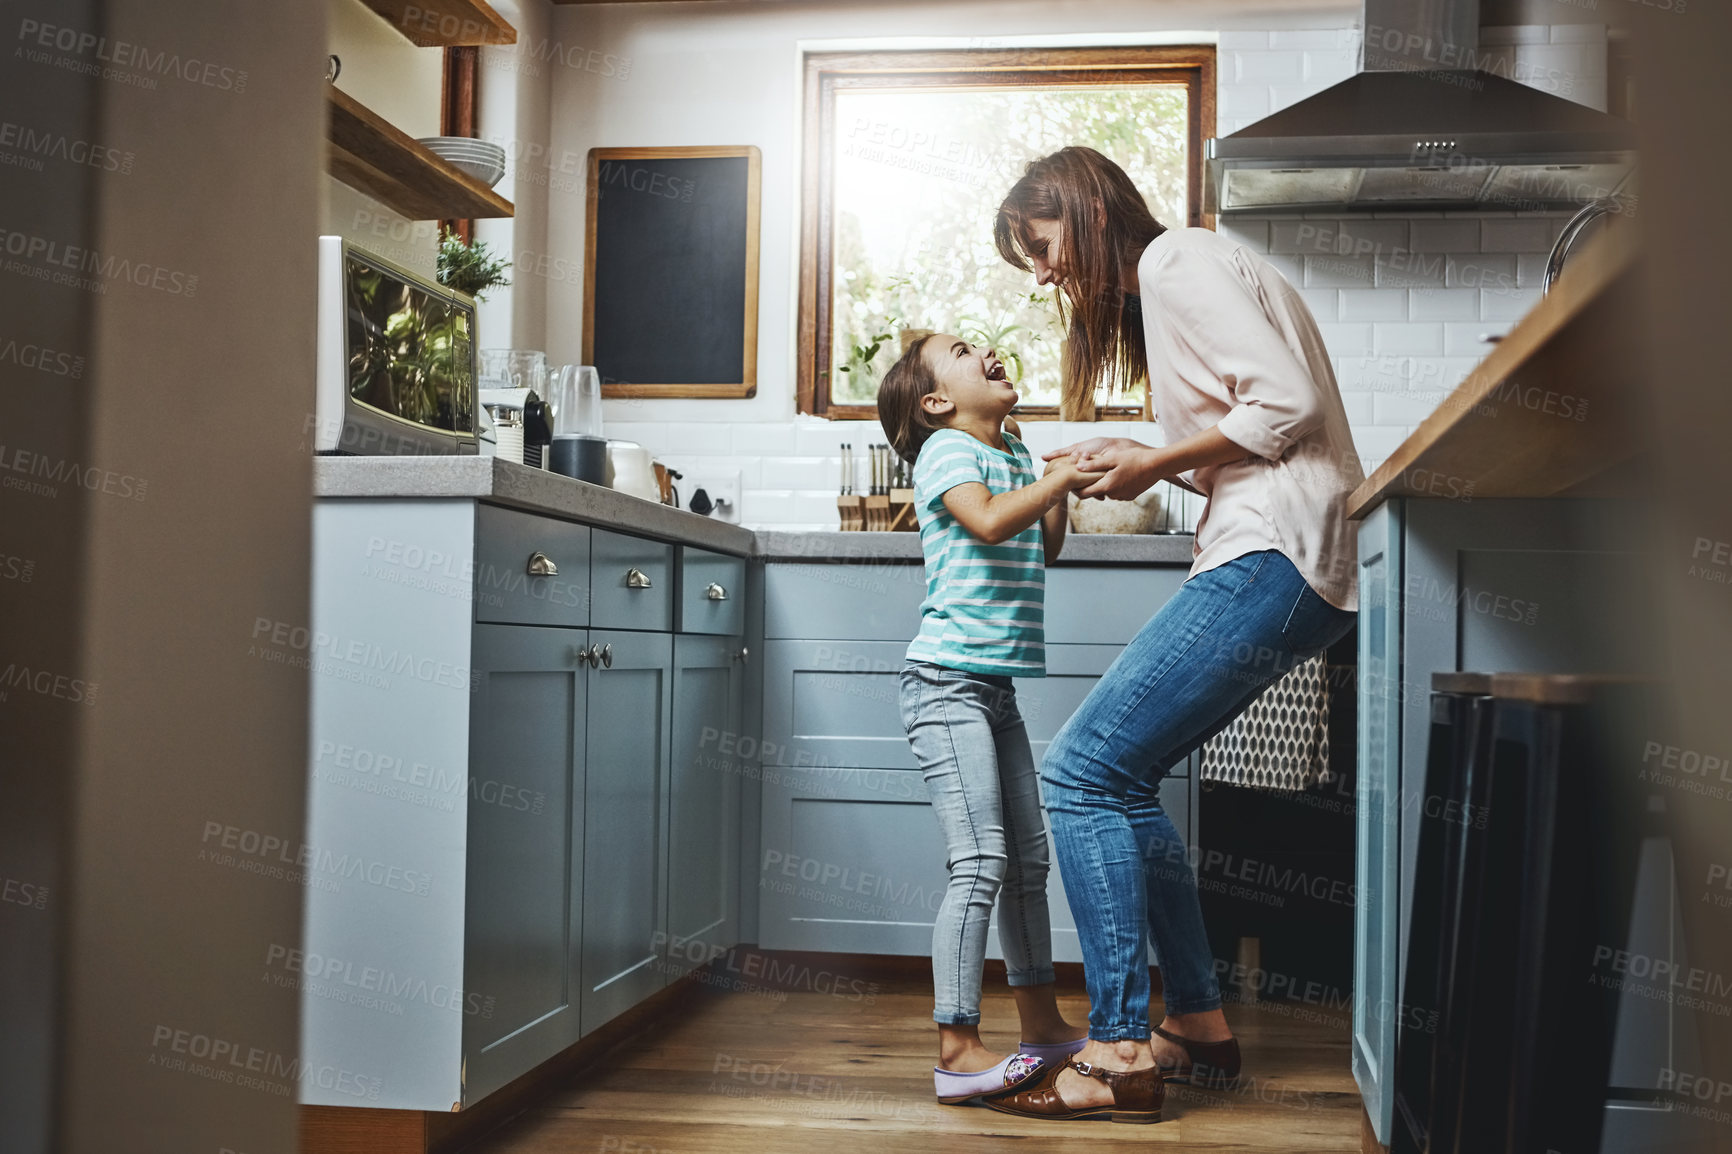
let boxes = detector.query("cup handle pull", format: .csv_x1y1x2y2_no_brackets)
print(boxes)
527,551,558,577
625,568,652,589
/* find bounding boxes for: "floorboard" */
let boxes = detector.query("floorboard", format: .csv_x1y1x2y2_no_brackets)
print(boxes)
465,967,1361,1153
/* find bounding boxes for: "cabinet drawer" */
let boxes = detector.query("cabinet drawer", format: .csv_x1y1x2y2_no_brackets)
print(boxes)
764,562,926,640
590,530,674,632
679,548,745,636
475,504,591,628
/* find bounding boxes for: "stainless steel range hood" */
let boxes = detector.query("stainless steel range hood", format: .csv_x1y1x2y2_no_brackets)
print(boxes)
1205,0,1637,213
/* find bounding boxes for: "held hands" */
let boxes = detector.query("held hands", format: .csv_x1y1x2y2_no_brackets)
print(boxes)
1044,438,1163,501
1042,455,1099,493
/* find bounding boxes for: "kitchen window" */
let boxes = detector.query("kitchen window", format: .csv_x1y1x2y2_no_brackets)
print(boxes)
798,47,1215,420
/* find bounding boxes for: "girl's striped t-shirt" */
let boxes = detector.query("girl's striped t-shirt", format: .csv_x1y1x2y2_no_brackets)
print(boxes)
905,428,1045,677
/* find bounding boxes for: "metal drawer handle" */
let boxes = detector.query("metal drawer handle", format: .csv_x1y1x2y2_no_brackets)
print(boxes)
527,551,558,577
706,582,728,601
734,646,749,665
598,643,613,669
575,644,596,668
625,567,652,589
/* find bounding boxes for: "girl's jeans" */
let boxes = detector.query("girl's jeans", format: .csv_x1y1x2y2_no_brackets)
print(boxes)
1041,550,1355,1041
900,661,1057,1025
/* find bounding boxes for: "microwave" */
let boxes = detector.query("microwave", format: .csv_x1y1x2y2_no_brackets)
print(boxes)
314,235,478,455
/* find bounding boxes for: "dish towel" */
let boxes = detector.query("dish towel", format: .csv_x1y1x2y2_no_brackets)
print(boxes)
1199,653,1332,791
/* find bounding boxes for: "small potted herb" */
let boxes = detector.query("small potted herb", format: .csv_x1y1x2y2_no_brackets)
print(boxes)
437,231,512,301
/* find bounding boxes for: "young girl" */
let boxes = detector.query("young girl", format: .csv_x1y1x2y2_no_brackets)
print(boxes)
876,332,1095,1106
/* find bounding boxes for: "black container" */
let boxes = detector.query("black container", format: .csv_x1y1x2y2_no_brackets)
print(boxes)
551,435,608,485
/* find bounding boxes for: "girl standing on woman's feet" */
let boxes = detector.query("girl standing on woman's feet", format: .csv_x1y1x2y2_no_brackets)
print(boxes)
877,332,1094,1107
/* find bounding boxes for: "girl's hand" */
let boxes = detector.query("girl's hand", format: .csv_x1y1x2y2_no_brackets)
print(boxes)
1074,444,1165,501
1043,456,1101,491
1044,436,1145,463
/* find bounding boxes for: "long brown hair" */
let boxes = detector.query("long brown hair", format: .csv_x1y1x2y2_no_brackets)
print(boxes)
994,147,1166,419
877,334,942,465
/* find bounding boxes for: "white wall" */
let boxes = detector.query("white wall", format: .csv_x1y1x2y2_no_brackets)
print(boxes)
324,0,447,280
506,0,1608,528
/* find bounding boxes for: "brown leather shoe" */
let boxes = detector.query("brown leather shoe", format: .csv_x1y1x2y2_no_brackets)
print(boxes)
983,1056,1164,1124
1153,1025,1241,1089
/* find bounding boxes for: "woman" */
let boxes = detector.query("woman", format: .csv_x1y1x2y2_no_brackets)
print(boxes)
982,147,1364,1123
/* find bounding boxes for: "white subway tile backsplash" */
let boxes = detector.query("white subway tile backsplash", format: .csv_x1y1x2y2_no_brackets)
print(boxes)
1236,51,1304,84
1341,290,1409,322
1305,254,1375,289
1408,289,1479,322
1445,253,1518,290
1302,49,1358,83
761,456,840,491
1263,252,1307,284
1375,248,1446,289
1352,425,1414,462
792,491,848,526
1218,86,1271,120
1444,321,1511,356
729,421,797,456
1516,252,1549,288
1481,217,1562,253
1270,28,1357,50
1373,322,1444,356
1480,286,1542,321
1339,390,1375,425
659,421,727,454
743,490,799,525
1219,219,1270,252
1295,288,1341,321
1374,392,1444,426
1218,30,1272,51
1409,220,1480,253
1317,322,1374,357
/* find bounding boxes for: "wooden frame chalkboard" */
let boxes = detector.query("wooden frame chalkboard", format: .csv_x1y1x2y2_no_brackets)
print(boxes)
583,146,761,398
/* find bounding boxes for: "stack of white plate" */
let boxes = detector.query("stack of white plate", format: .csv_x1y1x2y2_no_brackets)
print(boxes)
417,137,507,188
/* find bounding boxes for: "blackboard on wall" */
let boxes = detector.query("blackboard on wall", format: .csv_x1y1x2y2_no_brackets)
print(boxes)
583,146,761,398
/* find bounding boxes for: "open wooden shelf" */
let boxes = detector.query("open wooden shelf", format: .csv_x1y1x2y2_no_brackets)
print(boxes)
360,0,516,46
1348,220,1645,517
325,87,513,222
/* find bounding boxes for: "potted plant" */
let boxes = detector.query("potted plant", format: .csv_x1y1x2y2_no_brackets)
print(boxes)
437,230,512,302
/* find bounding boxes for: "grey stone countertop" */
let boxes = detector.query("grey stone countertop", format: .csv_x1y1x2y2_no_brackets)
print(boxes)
314,457,1195,565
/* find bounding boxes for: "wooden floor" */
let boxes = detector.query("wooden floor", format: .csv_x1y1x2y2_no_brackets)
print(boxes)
466,962,1363,1153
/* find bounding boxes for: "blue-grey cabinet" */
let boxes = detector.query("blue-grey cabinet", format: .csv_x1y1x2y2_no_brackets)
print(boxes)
1354,500,1402,1143
757,610,1199,961
1352,496,1676,1151
665,633,746,979
579,630,673,1034
463,624,589,1102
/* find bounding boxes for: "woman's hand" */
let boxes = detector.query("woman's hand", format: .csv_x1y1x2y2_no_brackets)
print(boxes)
1073,444,1166,501
1043,436,1145,463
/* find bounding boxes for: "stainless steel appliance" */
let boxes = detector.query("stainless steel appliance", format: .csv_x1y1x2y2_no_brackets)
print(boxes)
314,236,478,455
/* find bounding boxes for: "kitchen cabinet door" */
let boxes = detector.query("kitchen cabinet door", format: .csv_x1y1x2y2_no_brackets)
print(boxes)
463,624,589,1104
665,634,745,981
1354,500,1403,1145
580,630,674,1035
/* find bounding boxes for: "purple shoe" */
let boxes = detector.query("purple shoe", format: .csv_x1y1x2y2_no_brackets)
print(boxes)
1017,1037,1088,1063
934,1052,1045,1105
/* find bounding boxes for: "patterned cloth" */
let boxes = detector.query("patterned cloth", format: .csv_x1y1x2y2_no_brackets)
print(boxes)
906,428,1046,677
1199,653,1333,791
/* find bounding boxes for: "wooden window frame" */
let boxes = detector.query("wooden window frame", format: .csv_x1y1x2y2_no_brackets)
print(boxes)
797,46,1216,422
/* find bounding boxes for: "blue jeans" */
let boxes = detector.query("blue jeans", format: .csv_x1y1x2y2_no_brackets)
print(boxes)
1041,550,1355,1041
900,661,1057,1025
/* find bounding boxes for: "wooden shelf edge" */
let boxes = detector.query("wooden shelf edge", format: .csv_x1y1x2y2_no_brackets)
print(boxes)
1347,221,1642,518
325,87,513,222
360,0,517,47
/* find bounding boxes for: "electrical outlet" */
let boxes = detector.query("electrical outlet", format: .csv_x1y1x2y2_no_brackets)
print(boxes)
678,469,741,523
